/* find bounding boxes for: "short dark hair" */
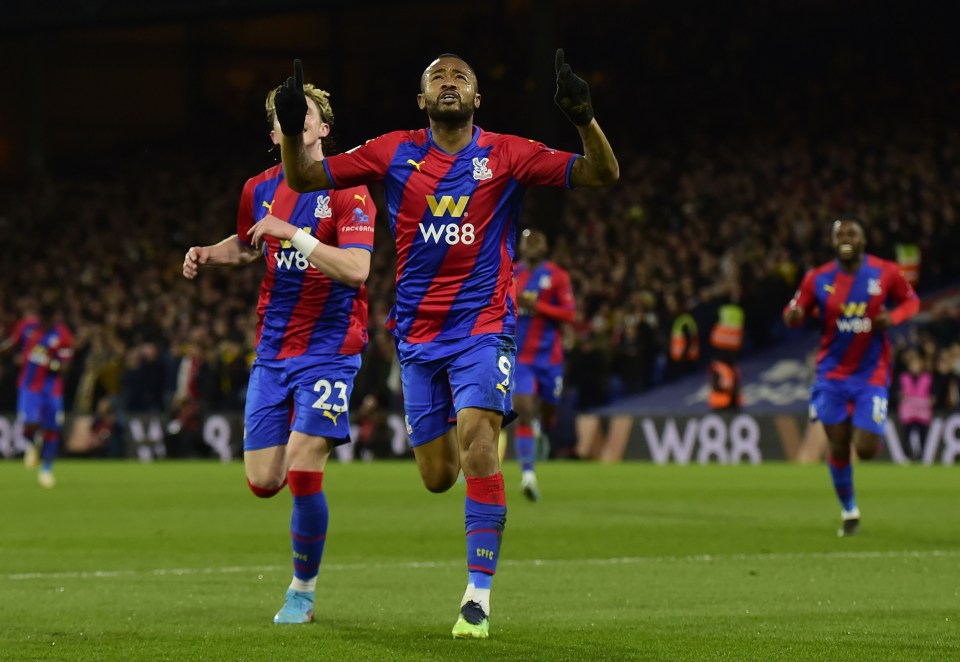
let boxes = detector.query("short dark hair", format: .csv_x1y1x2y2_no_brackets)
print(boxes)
833,216,866,231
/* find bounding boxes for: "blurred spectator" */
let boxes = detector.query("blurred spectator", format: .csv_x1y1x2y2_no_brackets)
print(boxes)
121,341,169,413
932,346,960,413
897,351,933,461
65,396,124,458
568,330,612,460
166,329,215,458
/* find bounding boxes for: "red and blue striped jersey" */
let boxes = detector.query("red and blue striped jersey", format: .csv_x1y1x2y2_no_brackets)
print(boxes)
787,255,918,386
11,316,74,396
514,260,575,366
236,164,375,359
323,127,578,344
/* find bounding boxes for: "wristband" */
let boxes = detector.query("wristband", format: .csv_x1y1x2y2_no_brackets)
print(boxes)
290,228,320,256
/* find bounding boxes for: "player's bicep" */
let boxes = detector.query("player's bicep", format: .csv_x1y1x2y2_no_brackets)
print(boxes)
555,272,576,309
333,187,376,250
793,272,817,311
235,179,257,245
326,135,398,187
888,267,918,304
507,137,577,188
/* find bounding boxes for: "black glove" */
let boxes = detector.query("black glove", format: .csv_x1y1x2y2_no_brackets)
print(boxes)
275,59,308,136
554,49,594,127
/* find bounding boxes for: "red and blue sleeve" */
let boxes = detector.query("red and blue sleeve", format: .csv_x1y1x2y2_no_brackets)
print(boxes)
56,326,74,363
10,319,28,346
504,136,579,189
324,132,405,188
783,271,816,327
886,263,920,325
536,267,576,323
332,186,376,251
235,177,257,247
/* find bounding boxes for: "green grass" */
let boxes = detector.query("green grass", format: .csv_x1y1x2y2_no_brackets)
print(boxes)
1,460,958,661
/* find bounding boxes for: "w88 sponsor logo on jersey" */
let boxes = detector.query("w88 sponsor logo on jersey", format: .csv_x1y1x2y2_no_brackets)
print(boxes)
275,249,311,271
419,194,475,245
418,222,476,245
836,302,872,334
836,316,873,334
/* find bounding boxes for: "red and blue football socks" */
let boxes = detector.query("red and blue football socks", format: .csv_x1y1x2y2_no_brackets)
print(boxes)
288,470,328,590
464,472,506,604
40,431,59,472
828,453,856,513
514,425,536,473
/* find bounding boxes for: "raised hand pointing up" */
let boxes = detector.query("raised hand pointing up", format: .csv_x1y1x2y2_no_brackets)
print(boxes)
275,59,308,136
554,49,594,127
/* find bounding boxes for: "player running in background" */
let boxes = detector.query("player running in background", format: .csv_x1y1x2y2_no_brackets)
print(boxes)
511,229,575,501
784,218,919,536
0,301,73,488
182,82,374,624
273,51,618,638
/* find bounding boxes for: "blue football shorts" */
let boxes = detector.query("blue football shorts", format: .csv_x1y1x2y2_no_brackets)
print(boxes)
18,388,64,431
243,353,360,451
396,333,516,447
513,361,564,405
811,377,888,436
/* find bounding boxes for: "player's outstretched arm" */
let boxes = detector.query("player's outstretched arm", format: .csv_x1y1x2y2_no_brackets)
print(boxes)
783,271,816,327
875,270,921,330
182,235,260,279
247,215,370,288
554,49,619,188
276,59,334,192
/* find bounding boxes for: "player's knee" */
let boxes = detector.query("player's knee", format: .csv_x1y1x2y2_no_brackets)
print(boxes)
246,479,286,498
245,474,287,498
855,440,881,460
423,476,456,493
417,452,459,492
420,468,457,493
459,415,499,454
826,441,851,462
512,396,535,423
515,410,534,426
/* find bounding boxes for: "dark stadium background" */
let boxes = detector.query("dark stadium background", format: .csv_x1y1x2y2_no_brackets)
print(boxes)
1,0,959,460
2,1,957,177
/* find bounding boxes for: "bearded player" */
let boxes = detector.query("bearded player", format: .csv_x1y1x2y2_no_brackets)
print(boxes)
784,218,919,536
274,51,618,638
183,82,374,624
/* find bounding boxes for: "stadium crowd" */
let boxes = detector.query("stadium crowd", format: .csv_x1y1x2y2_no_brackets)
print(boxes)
2,123,960,456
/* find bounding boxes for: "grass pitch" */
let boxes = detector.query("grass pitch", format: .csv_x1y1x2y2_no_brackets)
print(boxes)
1,460,958,661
